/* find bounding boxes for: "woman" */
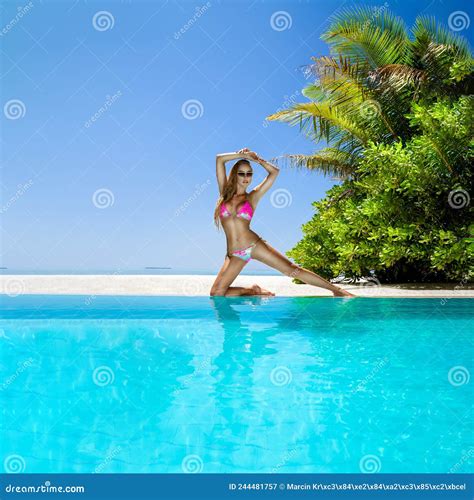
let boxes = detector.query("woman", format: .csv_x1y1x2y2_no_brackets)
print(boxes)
210,148,355,297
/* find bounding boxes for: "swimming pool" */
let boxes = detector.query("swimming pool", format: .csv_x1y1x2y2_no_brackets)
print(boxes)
1,295,472,474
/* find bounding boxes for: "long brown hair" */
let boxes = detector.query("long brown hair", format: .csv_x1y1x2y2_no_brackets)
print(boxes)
213,159,251,229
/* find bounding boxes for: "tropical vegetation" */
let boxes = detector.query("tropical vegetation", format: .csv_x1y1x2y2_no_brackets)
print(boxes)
267,7,473,282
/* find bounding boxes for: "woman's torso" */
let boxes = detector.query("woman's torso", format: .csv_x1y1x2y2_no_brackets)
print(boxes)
220,194,259,251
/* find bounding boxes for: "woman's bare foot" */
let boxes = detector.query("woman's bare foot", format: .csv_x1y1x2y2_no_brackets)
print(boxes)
332,287,355,297
251,284,275,296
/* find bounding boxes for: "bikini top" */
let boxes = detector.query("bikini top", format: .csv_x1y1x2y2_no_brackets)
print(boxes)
219,198,254,221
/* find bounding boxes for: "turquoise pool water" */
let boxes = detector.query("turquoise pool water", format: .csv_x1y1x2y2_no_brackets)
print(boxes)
1,295,472,474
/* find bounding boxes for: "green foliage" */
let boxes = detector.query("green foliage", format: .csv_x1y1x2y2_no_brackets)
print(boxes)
266,8,473,177
288,97,473,282
266,7,473,282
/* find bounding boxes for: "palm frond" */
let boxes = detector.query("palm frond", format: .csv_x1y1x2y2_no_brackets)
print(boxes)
307,55,369,107
368,64,427,91
303,55,409,140
266,102,371,145
322,6,410,68
411,16,471,61
270,149,359,178
265,7,473,183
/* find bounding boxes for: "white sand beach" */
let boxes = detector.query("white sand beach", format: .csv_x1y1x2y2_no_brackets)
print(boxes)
0,275,472,297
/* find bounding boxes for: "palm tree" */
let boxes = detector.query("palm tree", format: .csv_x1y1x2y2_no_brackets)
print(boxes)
266,7,473,179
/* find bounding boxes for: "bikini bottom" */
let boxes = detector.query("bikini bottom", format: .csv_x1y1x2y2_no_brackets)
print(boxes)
226,236,263,263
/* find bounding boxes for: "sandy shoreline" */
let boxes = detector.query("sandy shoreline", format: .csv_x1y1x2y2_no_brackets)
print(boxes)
0,275,473,297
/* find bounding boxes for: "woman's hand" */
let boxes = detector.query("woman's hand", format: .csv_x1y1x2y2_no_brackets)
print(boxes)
237,147,253,158
238,148,263,163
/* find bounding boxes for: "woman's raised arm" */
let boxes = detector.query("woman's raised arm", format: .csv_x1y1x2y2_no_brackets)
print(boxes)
249,155,280,203
215,149,254,194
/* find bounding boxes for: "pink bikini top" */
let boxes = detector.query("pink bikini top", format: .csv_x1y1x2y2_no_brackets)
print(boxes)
219,199,254,221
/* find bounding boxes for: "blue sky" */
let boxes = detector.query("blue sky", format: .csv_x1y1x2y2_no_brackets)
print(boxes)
1,0,471,273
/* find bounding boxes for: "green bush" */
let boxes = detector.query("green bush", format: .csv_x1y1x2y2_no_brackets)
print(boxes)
288,97,473,282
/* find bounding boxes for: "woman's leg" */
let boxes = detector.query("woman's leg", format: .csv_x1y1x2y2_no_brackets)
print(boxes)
251,240,354,297
210,256,273,296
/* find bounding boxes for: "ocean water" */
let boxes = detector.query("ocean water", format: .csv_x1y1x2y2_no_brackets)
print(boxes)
0,295,472,474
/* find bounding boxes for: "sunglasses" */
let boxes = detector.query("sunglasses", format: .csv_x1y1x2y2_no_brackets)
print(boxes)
237,172,253,177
